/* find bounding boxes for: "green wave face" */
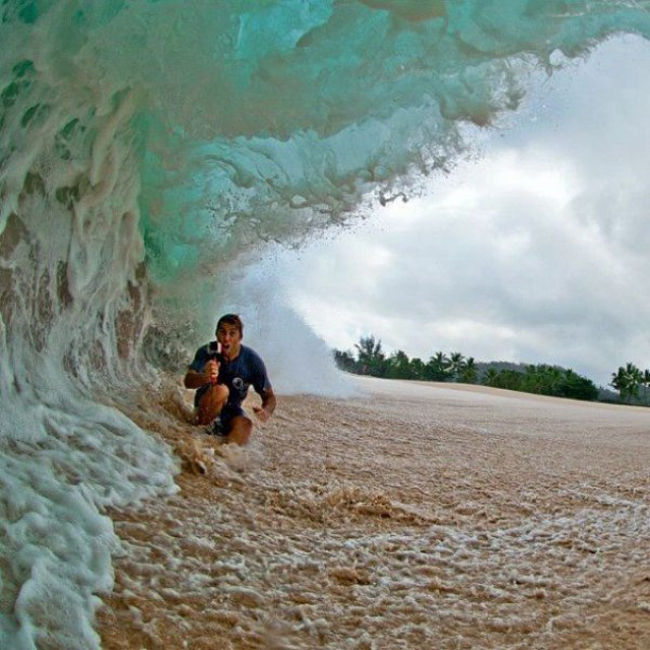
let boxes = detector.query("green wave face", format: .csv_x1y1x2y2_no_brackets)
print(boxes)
4,1,650,293
133,0,650,281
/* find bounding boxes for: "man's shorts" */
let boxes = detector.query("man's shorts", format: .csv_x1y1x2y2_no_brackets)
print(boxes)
195,385,245,434
215,404,246,434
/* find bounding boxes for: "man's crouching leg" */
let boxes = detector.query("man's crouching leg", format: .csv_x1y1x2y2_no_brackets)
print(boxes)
226,415,253,446
196,384,229,426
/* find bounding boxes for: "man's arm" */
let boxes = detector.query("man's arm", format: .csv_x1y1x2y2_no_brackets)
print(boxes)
184,360,219,389
253,386,276,422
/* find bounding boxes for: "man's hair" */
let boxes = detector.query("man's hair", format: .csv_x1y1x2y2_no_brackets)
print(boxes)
216,313,244,336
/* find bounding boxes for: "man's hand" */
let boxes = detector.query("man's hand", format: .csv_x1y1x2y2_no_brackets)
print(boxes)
206,359,220,384
183,359,222,390
254,388,276,423
253,405,271,422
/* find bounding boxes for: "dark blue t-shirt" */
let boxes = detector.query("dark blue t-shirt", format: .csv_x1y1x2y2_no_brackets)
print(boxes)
189,342,272,410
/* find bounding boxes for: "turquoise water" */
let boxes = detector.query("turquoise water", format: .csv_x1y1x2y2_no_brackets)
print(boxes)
2,1,650,647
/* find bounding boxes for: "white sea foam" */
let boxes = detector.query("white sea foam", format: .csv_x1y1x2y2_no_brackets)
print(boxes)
102,379,650,647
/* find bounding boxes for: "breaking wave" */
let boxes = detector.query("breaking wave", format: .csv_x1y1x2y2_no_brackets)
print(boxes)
1,0,650,647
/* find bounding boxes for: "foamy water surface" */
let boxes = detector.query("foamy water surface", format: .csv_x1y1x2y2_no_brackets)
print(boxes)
99,377,650,649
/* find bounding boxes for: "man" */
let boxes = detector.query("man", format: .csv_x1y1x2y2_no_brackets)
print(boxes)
184,314,276,445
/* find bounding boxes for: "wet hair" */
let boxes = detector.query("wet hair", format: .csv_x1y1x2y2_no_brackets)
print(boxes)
216,313,244,337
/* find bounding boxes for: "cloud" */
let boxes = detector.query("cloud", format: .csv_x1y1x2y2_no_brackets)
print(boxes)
277,35,650,387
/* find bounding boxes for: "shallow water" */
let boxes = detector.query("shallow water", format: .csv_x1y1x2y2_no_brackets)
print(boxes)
99,377,650,649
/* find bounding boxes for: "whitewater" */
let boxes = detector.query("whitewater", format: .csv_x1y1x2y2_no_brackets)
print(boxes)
99,379,650,649
2,1,650,648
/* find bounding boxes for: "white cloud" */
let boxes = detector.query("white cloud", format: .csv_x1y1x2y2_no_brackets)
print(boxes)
276,35,650,387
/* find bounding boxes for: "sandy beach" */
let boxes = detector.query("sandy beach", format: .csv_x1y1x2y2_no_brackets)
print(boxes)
98,376,650,649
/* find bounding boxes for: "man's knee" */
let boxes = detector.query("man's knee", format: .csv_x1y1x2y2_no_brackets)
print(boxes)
196,384,229,424
214,384,229,402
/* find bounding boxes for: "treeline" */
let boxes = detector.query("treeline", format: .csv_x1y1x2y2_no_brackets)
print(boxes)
334,335,600,402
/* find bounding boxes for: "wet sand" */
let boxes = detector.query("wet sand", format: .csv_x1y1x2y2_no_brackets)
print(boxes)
98,376,650,649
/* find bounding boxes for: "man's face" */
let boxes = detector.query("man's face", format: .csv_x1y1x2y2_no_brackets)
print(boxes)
216,323,242,359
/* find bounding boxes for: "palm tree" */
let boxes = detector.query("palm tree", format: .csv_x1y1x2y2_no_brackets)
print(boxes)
547,366,564,396
458,357,478,384
611,366,629,402
410,357,426,380
483,368,498,387
643,369,650,405
333,349,357,373
523,364,542,394
354,335,386,376
426,351,451,381
611,363,642,403
448,352,466,381
387,350,413,379
626,362,643,402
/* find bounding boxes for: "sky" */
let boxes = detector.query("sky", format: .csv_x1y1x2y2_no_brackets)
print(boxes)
271,35,650,388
